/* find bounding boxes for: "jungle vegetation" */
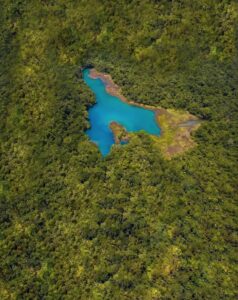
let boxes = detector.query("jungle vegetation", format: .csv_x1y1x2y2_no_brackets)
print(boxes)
0,0,238,299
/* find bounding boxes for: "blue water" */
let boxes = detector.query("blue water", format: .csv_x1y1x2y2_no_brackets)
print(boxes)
83,68,161,156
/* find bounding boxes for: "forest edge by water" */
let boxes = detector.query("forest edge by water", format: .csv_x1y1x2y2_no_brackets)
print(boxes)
86,67,202,159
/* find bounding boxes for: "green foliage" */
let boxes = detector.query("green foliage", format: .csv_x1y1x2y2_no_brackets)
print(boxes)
0,0,237,299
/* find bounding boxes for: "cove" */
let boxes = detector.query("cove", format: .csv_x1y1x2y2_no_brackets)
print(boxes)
83,68,161,156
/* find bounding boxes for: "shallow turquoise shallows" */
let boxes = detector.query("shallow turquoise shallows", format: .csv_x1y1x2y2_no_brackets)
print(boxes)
83,68,161,156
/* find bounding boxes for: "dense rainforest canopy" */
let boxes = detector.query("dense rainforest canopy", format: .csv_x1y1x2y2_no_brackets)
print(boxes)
0,0,238,299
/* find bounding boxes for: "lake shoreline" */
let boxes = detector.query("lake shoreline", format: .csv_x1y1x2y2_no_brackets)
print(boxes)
89,68,161,111
88,68,202,158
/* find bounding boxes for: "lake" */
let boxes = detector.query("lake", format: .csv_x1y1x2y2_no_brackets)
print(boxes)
83,68,161,156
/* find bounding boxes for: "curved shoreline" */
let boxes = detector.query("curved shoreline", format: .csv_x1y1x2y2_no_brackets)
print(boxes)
89,68,199,127
88,68,202,158
89,69,160,111
89,68,166,134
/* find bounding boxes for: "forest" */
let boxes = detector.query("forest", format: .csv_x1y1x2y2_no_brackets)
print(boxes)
0,0,237,299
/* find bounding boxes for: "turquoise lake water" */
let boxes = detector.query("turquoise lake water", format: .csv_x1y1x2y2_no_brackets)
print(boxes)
83,68,161,155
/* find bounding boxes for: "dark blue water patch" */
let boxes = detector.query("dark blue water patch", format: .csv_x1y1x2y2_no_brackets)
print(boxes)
120,140,128,145
83,68,161,156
